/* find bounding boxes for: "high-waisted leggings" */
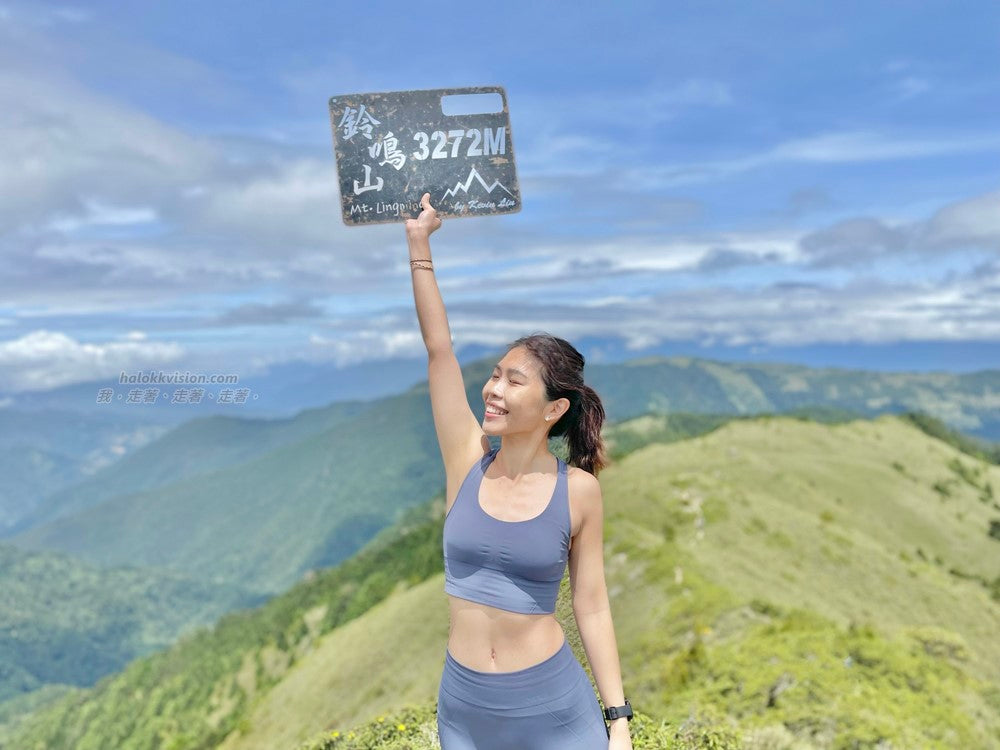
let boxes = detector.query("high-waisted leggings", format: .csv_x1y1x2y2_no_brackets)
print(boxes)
436,637,609,749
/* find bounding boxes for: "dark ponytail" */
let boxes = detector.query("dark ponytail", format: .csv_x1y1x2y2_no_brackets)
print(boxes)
506,333,607,475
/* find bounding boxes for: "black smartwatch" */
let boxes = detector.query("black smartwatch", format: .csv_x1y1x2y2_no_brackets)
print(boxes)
602,697,633,722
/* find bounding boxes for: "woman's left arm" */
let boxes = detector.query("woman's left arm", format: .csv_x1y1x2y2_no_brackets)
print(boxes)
568,471,634,749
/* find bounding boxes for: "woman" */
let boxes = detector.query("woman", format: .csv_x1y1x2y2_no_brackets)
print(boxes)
406,193,634,750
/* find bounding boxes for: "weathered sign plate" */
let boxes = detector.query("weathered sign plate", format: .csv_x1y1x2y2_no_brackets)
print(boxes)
329,86,520,225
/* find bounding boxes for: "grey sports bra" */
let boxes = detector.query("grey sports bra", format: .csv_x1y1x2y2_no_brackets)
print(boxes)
443,446,571,614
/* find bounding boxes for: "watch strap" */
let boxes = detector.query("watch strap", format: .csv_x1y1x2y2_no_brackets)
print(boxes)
602,697,633,721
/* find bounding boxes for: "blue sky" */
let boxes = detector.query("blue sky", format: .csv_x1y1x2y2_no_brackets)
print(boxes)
1,0,999,394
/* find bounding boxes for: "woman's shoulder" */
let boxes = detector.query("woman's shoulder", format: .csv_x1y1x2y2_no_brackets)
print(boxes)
566,466,603,539
566,464,602,497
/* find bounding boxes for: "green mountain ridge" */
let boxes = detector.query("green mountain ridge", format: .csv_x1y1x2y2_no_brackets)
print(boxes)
587,357,1000,442
0,543,266,705
0,408,169,534
7,400,370,534
0,444,80,533
10,356,999,599
9,391,442,593
5,413,1000,749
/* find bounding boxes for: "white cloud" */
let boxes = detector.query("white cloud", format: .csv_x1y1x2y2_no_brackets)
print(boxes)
923,191,1000,251
0,54,397,301
628,130,1000,189
798,189,1000,266
189,159,344,251
0,330,184,392
799,218,908,267
767,131,989,163
333,268,1000,360
428,230,800,294
0,66,218,229
48,200,158,233
0,33,378,302
309,329,425,366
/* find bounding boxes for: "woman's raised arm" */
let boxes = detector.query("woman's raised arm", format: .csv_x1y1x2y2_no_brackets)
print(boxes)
405,194,487,500
406,193,448,351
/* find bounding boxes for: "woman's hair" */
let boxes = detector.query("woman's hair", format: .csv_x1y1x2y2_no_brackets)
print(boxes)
506,332,607,476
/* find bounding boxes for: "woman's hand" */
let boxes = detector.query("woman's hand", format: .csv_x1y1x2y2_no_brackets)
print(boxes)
405,192,442,239
608,723,633,750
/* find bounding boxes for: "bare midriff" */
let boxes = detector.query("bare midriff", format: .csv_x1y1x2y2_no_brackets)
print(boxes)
447,595,566,672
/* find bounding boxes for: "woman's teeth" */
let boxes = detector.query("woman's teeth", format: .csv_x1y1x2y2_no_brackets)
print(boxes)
485,405,508,415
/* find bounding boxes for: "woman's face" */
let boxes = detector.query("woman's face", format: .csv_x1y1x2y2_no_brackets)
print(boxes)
481,346,557,436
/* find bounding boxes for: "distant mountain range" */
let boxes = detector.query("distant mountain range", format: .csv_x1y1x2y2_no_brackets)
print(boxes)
5,355,998,590
0,408,173,534
0,354,432,419
1,340,996,463
8,337,994,424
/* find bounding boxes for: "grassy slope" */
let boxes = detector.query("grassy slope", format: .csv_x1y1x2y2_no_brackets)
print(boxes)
607,414,1000,680
229,415,1000,750
215,575,451,750
598,414,1000,747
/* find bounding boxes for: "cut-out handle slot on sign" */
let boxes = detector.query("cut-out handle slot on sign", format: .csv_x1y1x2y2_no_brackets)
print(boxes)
441,92,504,116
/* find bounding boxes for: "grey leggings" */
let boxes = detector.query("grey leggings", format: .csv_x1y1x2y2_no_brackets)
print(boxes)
436,638,609,749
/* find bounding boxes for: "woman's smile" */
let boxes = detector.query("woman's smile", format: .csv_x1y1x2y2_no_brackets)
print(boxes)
485,403,509,418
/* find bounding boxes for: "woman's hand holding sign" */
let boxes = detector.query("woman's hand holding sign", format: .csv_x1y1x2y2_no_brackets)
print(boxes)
405,192,442,240
406,191,449,353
